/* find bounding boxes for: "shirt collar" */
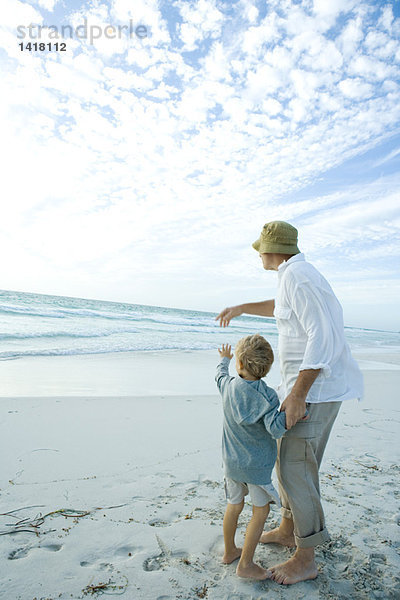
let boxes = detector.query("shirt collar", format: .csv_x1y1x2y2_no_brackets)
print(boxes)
277,252,305,273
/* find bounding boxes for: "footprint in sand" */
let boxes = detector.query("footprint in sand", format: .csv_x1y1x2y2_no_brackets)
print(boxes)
149,518,170,527
143,555,165,571
80,545,137,568
8,547,30,560
80,560,114,571
42,544,62,552
8,544,62,560
114,545,137,557
142,537,189,573
142,552,190,572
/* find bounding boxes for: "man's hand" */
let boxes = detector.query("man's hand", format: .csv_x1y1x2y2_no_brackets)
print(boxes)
280,392,308,429
215,305,243,327
218,343,233,359
280,368,319,429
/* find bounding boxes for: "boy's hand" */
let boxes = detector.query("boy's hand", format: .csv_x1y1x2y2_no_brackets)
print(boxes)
218,344,233,359
280,392,308,429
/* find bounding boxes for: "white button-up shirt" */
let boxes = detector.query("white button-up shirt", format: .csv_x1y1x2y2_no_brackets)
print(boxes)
274,253,364,403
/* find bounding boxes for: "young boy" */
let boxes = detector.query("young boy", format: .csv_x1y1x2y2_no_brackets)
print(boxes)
215,334,286,581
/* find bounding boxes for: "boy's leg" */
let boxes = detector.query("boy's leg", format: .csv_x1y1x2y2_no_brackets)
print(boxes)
236,503,271,580
259,443,295,546
223,500,244,564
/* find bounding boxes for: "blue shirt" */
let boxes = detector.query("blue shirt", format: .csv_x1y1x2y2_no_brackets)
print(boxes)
215,357,286,485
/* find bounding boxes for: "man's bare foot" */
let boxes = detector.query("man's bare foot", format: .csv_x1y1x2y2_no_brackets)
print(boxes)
236,561,272,580
270,555,318,585
259,527,295,547
222,547,242,564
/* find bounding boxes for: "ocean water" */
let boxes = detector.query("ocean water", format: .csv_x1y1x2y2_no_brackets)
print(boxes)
0,289,399,361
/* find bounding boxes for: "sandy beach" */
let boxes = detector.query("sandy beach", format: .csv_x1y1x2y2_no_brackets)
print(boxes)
1,349,399,600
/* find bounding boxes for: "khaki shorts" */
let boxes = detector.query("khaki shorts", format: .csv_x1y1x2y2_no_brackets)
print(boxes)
224,477,281,508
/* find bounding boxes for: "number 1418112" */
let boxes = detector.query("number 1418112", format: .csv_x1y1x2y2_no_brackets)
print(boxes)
19,42,66,51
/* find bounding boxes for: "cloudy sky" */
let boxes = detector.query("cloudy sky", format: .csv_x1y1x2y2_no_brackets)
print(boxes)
1,0,399,331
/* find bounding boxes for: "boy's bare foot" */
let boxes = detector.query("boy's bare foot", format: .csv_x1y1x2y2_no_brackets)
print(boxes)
270,555,318,585
222,547,242,564
259,527,295,547
236,561,272,580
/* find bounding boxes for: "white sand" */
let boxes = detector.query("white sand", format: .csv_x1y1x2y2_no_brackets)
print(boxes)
0,351,399,599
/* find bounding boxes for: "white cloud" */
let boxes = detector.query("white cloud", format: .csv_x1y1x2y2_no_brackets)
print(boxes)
378,5,394,33
288,97,308,123
349,55,393,81
44,60,102,99
176,0,224,51
302,38,343,71
262,98,282,116
311,0,363,44
263,45,294,73
2,0,43,28
241,14,280,57
364,30,399,61
338,15,364,57
242,1,259,24
338,77,374,99
245,63,285,101
179,22,201,51
290,68,319,100
112,0,170,45
313,0,353,19
34,0,59,11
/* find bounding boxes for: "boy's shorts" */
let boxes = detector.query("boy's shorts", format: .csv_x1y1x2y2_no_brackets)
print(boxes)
224,477,281,508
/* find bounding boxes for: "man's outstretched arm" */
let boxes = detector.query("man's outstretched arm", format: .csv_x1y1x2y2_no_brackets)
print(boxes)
215,300,275,327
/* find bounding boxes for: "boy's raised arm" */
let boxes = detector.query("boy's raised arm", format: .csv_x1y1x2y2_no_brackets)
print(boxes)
215,344,234,394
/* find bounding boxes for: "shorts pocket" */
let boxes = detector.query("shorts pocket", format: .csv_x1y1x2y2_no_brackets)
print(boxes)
282,437,307,463
284,421,320,439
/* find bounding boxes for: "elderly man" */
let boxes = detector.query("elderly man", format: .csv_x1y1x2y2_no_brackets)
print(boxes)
216,221,363,585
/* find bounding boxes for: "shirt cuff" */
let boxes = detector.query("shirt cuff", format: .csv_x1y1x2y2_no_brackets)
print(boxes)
220,356,231,365
299,363,331,378
277,411,287,434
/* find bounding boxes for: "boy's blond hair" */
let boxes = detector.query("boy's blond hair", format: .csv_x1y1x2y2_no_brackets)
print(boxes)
235,334,274,379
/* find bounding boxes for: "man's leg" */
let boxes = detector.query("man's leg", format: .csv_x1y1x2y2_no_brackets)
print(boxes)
271,546,318,585
268,433,322,585
266,402,341,584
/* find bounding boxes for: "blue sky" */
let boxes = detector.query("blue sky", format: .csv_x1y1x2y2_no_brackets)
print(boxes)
0,0,399,331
